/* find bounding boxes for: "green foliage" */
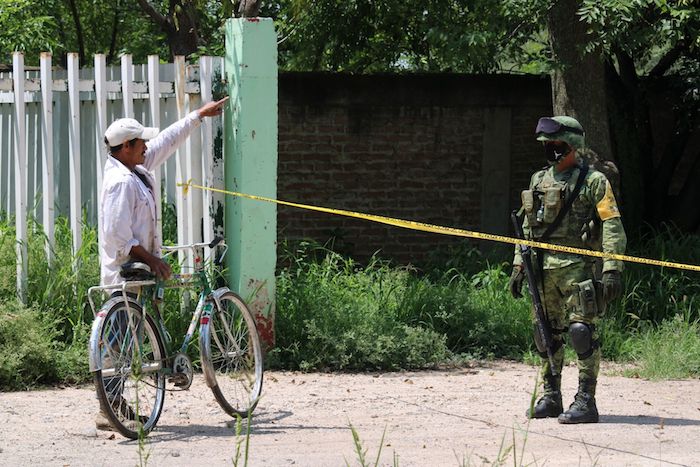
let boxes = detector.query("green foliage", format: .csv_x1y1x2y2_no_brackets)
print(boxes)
276,0,550,72
0,0,57,60
620,314,700,380
0,209,216,387
346,423,392,467
3,214,700,385
31,216,99,340
398,267,532,359
606,224,700,330
590,225,700,371
578,0,699,70
273,241,531,370
0,300,88,389
161,200,178,247
274,244,449,370
0,0,165,65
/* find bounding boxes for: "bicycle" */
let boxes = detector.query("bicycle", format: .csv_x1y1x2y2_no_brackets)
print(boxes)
87,237,264,439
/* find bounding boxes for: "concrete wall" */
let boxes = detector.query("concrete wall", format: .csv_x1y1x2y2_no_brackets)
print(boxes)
277,73,552,265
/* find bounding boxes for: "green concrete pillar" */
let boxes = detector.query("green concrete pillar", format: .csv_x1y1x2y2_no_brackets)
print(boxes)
224,18,277,347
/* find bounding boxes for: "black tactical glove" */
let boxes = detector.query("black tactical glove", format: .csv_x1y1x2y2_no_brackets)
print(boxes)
508,266,525,299
602,270,622,302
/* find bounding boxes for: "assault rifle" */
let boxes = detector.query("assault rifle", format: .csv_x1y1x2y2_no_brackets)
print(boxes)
511,211,558,375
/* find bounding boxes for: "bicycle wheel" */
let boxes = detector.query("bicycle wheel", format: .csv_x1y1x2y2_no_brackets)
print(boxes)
93,299,166,439
200,290,264,417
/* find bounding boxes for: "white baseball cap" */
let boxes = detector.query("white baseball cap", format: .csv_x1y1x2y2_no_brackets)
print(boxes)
104,118,159,147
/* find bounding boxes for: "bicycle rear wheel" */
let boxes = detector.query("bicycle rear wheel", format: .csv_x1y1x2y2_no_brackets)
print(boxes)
93,299,166,439
200,291,264,417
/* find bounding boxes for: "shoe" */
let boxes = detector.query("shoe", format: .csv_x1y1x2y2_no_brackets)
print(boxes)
558,392,599,424
95,410,114,431
526,392,563,419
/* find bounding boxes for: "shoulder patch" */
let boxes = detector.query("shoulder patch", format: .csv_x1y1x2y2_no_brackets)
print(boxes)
596,180,621,220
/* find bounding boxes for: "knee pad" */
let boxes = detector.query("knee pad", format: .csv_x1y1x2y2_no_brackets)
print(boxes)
569,322,598,359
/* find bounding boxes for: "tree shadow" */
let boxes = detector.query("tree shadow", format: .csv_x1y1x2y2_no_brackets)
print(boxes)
601,414,700,426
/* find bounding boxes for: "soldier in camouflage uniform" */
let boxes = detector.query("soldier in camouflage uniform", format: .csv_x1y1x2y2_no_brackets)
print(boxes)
508,116,627,424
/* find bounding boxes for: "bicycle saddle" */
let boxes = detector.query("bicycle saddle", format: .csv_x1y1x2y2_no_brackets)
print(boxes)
120,262,155,281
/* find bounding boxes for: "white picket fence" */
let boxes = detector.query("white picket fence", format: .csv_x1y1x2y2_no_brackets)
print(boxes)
0,52,226,301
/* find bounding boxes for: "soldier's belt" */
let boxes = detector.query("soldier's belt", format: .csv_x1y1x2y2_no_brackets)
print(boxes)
180,181,700,273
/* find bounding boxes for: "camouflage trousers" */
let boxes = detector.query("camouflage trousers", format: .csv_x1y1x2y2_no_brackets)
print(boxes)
536,262,602,395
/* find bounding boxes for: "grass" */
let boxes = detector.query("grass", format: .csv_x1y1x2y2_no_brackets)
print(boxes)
273,246,451,370
619,314,700,379
346,423,394,467
1,214,700,387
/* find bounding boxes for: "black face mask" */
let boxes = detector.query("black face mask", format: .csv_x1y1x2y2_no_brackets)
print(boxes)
544,141,571,164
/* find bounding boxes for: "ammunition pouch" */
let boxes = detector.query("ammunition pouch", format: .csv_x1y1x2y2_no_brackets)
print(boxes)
572,279,606,319
521,190,537,225
543,187,563,223
522,184,566,228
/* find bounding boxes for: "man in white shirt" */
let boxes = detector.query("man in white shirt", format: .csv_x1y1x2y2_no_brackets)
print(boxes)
96,97,227,431
99,97,228,286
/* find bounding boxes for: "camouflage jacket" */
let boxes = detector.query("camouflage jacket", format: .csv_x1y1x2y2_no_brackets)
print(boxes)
513,160,627,272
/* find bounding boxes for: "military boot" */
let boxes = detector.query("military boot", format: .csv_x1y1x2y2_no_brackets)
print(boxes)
558,380,599,424
526,374,563,419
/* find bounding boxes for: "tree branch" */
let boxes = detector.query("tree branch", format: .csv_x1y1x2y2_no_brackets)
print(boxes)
649,38,687,78
66,0,85,63
613,46,638,90
135,0,171,31
108,0,121,63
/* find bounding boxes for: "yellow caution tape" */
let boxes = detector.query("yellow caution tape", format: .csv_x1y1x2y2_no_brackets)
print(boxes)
178,181,700,273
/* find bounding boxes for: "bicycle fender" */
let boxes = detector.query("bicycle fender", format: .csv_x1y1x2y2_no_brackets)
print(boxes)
210,287,232,310
87,296,141,372
88,313,106,372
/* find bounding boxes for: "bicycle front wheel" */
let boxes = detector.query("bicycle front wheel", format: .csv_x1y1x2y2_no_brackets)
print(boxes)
93,299,166,439
200,291,264,417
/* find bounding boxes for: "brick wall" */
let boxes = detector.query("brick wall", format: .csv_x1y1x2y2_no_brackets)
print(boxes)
278,73,552,265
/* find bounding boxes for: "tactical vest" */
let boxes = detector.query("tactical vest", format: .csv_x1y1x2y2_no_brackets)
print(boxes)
521,165,601,251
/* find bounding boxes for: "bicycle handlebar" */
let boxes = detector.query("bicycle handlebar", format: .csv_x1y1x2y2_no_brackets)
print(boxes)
161,236,226,252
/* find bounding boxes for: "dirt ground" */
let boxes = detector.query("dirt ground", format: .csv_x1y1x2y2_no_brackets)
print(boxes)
1,361,699,466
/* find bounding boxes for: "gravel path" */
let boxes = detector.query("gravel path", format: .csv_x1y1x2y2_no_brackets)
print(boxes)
1,361,699,466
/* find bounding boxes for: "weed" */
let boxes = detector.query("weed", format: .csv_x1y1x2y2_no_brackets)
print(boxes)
232,410,253,467
346,423,394,467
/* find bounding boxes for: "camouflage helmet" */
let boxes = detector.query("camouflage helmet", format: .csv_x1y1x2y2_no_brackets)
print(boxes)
535,115,585,149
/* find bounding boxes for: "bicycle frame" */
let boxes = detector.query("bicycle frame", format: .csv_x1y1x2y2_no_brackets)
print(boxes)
87,239,227,373
88,237,263,439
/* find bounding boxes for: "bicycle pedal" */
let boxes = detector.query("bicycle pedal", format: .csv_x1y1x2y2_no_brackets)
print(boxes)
169,373,190,388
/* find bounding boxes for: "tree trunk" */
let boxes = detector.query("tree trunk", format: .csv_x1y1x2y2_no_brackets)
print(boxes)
548,0,613,164
136,0,200,59
547,0,648,231
66,0,86,63
238,0,261,17
108,0,121,63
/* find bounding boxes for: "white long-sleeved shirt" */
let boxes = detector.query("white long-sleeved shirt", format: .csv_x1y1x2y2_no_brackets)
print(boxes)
99,111,202,286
